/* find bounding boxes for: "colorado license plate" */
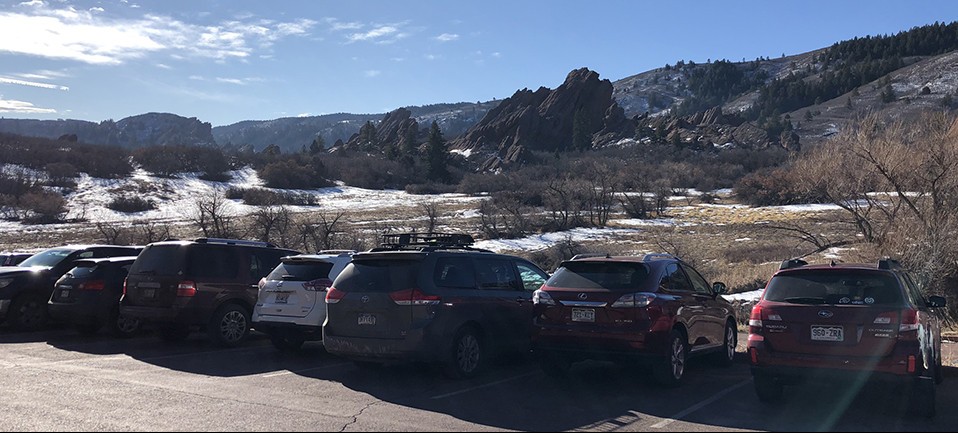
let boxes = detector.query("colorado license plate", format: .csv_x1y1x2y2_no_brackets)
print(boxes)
811,325,844,342
275,292,289,304
571,308,595,323
358,313,376,325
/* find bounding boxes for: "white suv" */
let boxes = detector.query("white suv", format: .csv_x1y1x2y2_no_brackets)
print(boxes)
253,251,354,351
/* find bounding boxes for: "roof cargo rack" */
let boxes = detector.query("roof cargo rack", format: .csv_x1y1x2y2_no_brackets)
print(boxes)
780,258,808,270
878,257,902,270
642,253,676,262
570,253,611,260
373,232,490,252
194,238,277,248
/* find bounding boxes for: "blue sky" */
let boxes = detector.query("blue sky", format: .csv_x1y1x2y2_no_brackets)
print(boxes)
1,0,957,126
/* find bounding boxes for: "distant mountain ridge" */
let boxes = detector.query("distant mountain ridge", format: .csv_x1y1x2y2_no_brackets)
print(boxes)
0,113,214,148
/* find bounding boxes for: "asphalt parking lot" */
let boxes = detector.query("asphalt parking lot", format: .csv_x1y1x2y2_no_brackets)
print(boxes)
0,329,956,432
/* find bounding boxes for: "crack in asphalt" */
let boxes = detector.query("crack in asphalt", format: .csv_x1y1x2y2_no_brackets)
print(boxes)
338,400,378,432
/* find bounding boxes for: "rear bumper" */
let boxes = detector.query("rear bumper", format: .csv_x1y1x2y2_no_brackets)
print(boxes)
322,328,438,363
253,320,323,339
748,338,925,383
48,303,102,325
532,326,669,360
120,305,208,326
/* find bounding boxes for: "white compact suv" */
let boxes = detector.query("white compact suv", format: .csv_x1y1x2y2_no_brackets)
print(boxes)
252,251,354,351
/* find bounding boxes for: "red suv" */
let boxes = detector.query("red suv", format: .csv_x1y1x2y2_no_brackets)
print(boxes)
532,254,738,386
747,258,946,417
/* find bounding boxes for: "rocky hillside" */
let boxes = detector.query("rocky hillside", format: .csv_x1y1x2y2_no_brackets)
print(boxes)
0,113,214,147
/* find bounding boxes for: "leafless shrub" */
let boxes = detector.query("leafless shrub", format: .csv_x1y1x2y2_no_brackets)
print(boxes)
191,191,243,238
251,206,295,247
418,200,441,233
296,211,346,252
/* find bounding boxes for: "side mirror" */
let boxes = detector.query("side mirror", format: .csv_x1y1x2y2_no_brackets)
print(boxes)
928,295,947,309
713,282,728,295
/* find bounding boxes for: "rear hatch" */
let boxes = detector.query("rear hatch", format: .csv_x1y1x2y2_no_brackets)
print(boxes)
257,258,335,318
124,244,187,308
325,254,423,340
757,270,905,357
538,261,652,331
52,261,105,304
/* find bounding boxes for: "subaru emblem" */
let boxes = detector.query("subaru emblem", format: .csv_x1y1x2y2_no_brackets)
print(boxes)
578,293,588,300
361,296,370,304
818,310,833,318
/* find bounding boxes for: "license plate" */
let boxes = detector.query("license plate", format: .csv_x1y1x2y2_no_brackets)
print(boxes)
811,325,844,342
275,292,289,304
571,308,595,323
143,288,156,299
59,290,70,299
358,314,376,326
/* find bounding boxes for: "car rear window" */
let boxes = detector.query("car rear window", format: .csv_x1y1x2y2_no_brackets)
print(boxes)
129,245,185,276
546,261,650,291
764,271,904,306
334,258,420,293
268,261,334,282
67,262,102,279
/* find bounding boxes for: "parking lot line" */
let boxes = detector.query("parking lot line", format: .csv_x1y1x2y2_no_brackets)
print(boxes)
429,371,540,400
260,362,352,378
650,378,752,429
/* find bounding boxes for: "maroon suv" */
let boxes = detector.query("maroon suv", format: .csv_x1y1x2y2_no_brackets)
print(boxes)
747,258,946,417
532,254,738,386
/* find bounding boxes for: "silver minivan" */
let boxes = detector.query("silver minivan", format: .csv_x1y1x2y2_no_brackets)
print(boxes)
252,251,354,351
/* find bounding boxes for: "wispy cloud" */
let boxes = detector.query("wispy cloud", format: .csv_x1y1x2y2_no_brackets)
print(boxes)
0,98,56,114
325,17,363,32
435,33,459,42
155,63,172,69
15,69,70,80
364,70,381,78
0,76,69,91
0,3,317,65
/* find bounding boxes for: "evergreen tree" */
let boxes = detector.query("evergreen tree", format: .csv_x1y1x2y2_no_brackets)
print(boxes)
309,136,325,154
424,121,449,182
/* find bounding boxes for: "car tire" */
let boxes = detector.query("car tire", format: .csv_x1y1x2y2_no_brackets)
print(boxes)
712,321,737,367
8,294,49,331
208,304,251,347
158,325,191,343
652,329,687,387
270,333,305,352
108,307,141,338
443,327,484,379
753,374,784,403
906,377,936,418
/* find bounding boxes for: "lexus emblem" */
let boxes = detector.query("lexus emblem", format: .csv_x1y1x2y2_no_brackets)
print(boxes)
818,310,833,318
578,293,588,300
361,296,370,304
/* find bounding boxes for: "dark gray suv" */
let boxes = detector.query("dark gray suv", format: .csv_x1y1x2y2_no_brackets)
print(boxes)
323,233,550,378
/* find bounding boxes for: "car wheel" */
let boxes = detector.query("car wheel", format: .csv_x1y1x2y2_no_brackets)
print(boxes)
906,377,936,418
76,322,102,336
712,321,737,367
109,308,141,338
754,374,784,403
270,333,305,352
158,325,191,342
652,329,687,387
443,327,484,379
8,294,49,331
208,304,251,347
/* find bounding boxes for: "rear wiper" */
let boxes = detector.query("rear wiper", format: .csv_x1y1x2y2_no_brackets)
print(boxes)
783,296,825,305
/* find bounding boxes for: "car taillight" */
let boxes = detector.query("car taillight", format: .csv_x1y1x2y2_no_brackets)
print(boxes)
899,308,920,340
176,281,197,297
257,277,266,291
611,292,656,308
325,287,345,304
533,289,556,306
749,304,764,334
78,280,105,291
122,277,127,296
303,278,333,292
389,288,441,306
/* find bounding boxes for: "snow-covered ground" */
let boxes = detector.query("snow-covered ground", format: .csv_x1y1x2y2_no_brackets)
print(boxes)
722,288,765,302
473,227,644,253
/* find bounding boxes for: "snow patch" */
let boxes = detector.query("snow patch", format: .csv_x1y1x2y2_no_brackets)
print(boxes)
473,227,642,253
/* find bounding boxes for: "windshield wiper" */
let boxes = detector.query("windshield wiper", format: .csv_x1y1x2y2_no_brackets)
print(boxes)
782,296,825,305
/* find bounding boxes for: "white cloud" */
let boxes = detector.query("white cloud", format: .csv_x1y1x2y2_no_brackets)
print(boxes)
216,77,246,85
425,54,439,60
155,63,172,69
296,112,311,117
18,0,43,7
492,52,501,58
348,25,397,42
0,98,56,114
0,76,69,91
15,69,69,80
364,70,381,77
89,7,104,13
435,33,459,42
0,4,317,65
325,18,363,32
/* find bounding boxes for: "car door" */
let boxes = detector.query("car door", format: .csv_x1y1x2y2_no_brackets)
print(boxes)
660,262,708,349
681,262,726,347
474,257,529,352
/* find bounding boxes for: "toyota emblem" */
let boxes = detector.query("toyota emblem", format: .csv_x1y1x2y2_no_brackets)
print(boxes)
818,310,833,318
578,293,588,300
361,296,370,304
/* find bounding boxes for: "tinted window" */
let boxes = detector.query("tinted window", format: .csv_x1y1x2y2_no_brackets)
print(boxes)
18,248,76,268
661,263,693,292
475,258,519,290
66,263,102,279
335,258,420,293
433,257,476,289
268,261,334,282
900,273,927,308
516,261,548,292
681,263,713,295
129,245,185,276
187,247,239,279
547,261,649,291
764,271,904,306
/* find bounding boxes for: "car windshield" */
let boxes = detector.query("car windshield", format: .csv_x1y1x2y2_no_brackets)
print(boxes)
17,248,75,268
546,261,650,291
764,271,904,306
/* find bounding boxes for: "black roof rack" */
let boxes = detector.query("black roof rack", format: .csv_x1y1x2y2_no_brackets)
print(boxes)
780,258,808,270
372,232,490,253
878,257,902,270
194,238,277,248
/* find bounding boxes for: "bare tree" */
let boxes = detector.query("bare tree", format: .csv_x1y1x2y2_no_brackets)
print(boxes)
131,220,173,244
417,200,441,233
251,205,294,247
96,222,128,245
191,191,242,239
297,211,346,252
